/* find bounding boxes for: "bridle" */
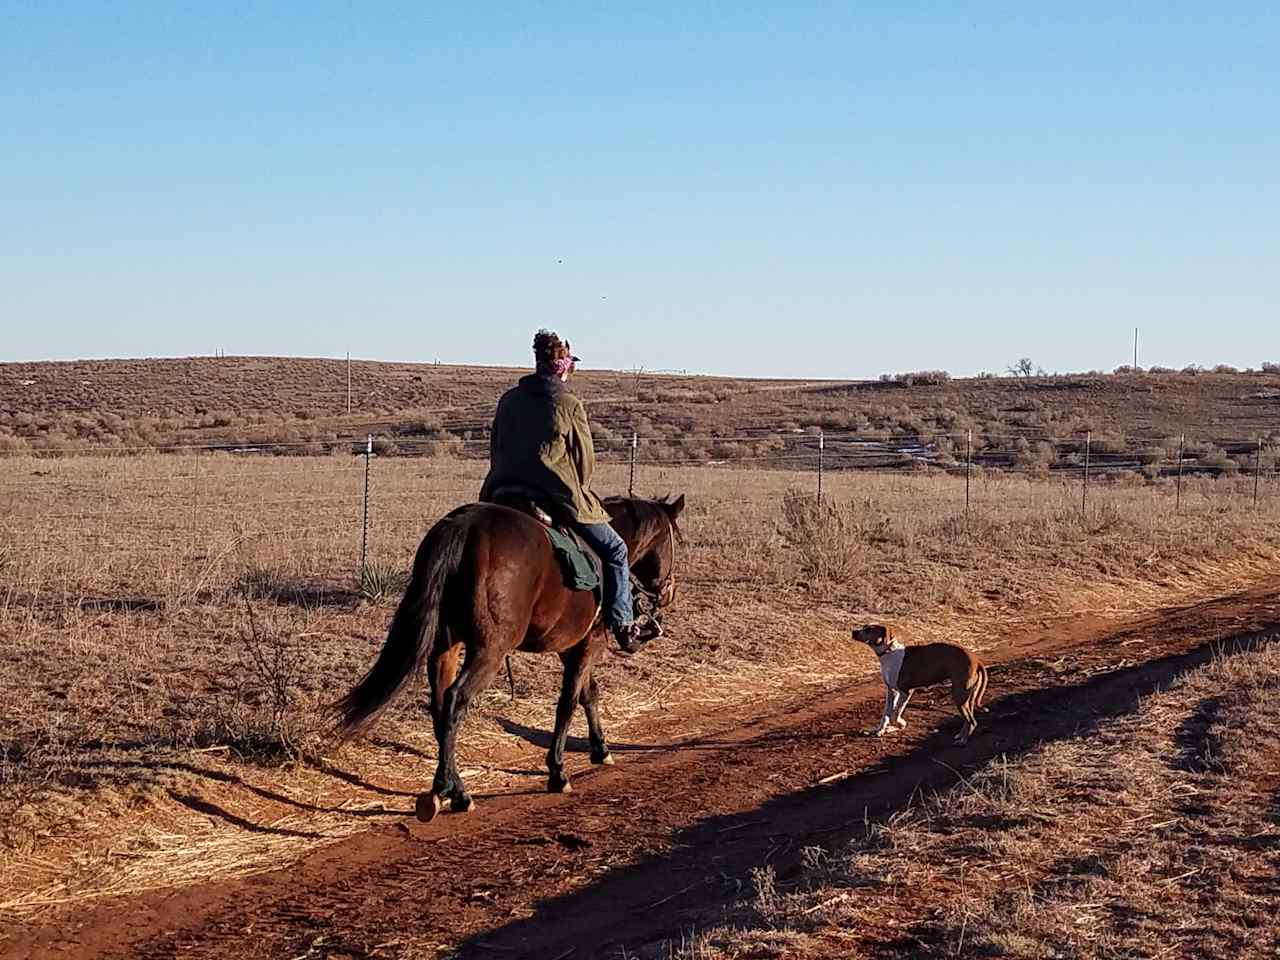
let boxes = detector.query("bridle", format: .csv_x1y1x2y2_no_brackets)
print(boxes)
629,514,677,620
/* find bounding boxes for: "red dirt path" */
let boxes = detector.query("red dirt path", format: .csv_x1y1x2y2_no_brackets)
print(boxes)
7,580,1280,960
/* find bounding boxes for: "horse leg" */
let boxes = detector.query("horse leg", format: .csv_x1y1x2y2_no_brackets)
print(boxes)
547,646,590,794
418,647,504,821
425,639,463,810
579,667,613,766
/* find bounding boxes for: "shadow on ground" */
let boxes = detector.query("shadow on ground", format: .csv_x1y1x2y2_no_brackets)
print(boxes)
455,627,1280,960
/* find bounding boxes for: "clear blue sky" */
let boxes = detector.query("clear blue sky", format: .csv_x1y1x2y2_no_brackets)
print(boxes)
3,3,1277,378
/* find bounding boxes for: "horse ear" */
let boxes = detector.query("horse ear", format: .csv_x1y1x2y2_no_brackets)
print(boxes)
665,494,686,518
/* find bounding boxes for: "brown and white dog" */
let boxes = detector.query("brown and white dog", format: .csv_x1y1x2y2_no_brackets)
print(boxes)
851,624,989,744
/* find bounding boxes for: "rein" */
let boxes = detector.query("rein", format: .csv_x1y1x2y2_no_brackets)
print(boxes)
629,514,677,617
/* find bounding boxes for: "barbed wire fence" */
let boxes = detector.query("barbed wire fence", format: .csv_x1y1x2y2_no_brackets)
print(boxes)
0,427,1275,603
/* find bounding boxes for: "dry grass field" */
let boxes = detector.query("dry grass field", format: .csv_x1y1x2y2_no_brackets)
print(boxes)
680,636,1280,959
2,359,1280,957
2,447,1279,929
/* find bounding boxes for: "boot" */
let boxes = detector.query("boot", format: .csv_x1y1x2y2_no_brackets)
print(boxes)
611,617,663,655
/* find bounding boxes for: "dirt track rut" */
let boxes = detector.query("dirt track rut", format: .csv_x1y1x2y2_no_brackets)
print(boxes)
8,580,1280,960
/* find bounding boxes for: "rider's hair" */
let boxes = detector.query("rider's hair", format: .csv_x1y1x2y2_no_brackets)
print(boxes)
533,329,571,373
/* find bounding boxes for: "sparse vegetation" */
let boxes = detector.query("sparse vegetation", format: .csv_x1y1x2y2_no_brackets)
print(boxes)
679,637,1280,959
4,358,1279,473
2,359,1279,945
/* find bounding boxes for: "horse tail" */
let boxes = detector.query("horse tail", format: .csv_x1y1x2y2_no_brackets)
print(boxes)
333,510,472,738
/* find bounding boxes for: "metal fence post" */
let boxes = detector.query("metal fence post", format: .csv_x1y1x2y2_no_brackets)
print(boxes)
1175,433,1185,513
817,430,824,504
1082,431,1091,517
1255,438,1263,508
629,432,638,497
361,433,372,580
965,429,972,528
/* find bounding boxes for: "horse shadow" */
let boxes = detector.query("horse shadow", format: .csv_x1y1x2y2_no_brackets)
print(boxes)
493,717,742,757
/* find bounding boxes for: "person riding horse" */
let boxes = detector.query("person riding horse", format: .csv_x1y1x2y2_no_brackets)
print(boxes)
479,329,661,655
335,336,684,817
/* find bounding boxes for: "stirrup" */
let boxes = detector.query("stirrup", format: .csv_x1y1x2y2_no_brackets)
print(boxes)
614,618,662,655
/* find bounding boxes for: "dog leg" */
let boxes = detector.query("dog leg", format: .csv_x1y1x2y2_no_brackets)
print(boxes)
891,689,912,729
953,680,980,744
874,688,894,736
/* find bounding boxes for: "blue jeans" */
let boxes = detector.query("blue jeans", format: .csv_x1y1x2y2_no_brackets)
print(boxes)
572,522,634,629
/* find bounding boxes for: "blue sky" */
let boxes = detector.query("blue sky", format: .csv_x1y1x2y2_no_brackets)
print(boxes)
3,3,1277,378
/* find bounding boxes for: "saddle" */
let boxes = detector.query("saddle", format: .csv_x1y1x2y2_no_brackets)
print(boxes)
489,487,602,595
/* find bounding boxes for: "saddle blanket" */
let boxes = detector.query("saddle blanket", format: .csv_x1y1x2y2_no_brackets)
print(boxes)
544,525,601,593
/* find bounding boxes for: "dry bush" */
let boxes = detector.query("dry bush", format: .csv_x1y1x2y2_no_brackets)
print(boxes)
778,494,870,587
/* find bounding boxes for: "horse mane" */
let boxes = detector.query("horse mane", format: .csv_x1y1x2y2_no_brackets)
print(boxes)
603,495,684,545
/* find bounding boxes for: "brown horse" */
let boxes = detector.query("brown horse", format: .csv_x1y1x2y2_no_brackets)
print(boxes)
335,494,685,821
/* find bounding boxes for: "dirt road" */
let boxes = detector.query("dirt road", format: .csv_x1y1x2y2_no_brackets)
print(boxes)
8,580,1280,960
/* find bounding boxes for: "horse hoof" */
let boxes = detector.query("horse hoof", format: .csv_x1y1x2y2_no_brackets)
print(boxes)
549,778,572,794
592,752,615,766
415,793,443,822
451,795,475,814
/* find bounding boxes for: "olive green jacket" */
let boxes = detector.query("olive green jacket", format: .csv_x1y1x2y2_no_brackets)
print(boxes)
478,374,611,525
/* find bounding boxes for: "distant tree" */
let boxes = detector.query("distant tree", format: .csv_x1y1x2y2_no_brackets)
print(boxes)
1008,358,1035,378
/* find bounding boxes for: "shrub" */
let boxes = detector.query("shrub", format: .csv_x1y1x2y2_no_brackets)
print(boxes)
779,494,866,585
1197,448,1239,475
423,434,464,458
360,562,409,603
882,370,951,387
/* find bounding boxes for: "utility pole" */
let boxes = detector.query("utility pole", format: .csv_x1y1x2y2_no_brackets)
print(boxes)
1133,327,1139,369
347,352,352,414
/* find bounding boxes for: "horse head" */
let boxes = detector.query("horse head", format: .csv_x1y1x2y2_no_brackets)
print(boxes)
605,494,686,614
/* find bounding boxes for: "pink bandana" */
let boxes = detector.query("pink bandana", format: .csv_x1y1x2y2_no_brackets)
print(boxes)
552,356,576,376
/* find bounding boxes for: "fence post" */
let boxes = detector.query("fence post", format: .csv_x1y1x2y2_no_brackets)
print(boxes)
965,429,972,528
1255,438,1263,508
189,448,201,553
1082,431,1091,517
1175,433,1185,513
361,434,372,581
629,432,638,497
817,430,824,504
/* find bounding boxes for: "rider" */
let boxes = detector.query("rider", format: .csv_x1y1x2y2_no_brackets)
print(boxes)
479,329,660,654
